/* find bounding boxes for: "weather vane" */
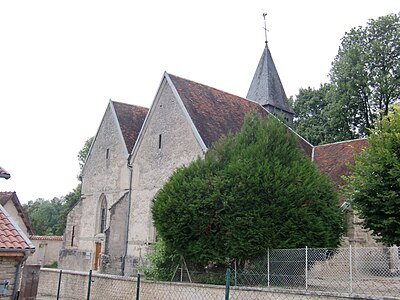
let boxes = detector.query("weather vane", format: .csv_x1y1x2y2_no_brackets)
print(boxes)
263,12,268,44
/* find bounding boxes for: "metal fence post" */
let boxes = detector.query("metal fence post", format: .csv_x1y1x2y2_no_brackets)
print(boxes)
267,248,270,288
305,246,308,291
225,268,231,300
349,245,353,294
234,260,237,286
87,269,92,300
56,270,62,300
136,273,140,300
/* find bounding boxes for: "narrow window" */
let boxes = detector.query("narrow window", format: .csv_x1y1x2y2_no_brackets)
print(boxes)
98,195,108,234
71,226,75,247
158,134,162,149
106,148,109,159
100,207,106,233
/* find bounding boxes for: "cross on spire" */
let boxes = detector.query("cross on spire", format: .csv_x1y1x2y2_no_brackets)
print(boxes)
262,13,268,45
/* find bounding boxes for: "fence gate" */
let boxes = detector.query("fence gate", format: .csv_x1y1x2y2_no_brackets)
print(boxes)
19,264,41,300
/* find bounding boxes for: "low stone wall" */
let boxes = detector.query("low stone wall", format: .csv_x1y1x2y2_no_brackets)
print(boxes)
0,256,22,299
27,236,63,267
37,268,397,300
58,248,92,272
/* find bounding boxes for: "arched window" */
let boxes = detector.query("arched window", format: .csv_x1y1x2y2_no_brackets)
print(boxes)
99,195,107,233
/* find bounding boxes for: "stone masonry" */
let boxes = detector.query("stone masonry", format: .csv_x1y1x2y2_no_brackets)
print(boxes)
124,78,204,275
0,256,22,299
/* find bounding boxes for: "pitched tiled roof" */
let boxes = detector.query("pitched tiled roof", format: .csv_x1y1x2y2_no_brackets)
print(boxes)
0,205,35,251
30,235,63,241
0,192,13,206
0,165,10,179
0,192,34,235
314,139,368,189
112,101,149,153
168,73,313,157
169,74,267,147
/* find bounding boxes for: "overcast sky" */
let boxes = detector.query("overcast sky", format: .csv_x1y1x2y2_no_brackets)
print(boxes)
1,1,398,203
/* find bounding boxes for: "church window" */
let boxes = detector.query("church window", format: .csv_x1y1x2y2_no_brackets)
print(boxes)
99,195,107,233
100,207,106,233
158,134,162,149
71,226,75,247
106,148,110,159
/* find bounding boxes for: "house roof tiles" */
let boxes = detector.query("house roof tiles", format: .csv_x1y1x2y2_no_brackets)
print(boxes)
0,205,35,251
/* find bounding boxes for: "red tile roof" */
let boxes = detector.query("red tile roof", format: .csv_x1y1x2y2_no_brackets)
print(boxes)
169,73,364,187
168,73,313,157
0,192,34,235
0,165,10,179
30,235,63,241
112,101,149,153
314,139,368,189
169,74,268,148
0,205,35,251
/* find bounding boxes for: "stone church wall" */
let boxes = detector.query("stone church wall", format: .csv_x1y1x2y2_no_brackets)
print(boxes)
124,79,204,275
341,210,381,248
59,198,91,271
61,103,131,272
102,193,129,275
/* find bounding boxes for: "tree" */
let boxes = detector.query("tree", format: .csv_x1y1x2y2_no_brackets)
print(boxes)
24,198,64,235
152,113,344,265
24,137,91,235
294,13,400,144
330,13,400,137
55,185,81,234
344,105,400,245
293,84,342,145
78,136,94,172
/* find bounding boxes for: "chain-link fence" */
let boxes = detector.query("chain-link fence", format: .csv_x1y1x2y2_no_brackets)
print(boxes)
37,246,400,300
229,246,400,299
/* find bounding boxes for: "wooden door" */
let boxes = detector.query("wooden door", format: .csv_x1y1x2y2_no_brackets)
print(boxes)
94,242,101,270
19,264,41,300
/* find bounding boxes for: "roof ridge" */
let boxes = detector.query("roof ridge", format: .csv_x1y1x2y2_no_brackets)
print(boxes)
316,137,368,148
167,73,247,100
110,100,149,110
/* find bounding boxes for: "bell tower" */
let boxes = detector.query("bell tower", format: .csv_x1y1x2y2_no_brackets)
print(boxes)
246,14,294,123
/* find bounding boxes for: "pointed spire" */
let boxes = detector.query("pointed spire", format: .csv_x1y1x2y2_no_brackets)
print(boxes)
246,16,294,122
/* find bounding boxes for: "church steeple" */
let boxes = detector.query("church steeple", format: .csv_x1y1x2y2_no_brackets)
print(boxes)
246,15,294,123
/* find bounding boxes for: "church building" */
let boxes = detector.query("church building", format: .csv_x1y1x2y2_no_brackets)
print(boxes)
59,42,374,275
